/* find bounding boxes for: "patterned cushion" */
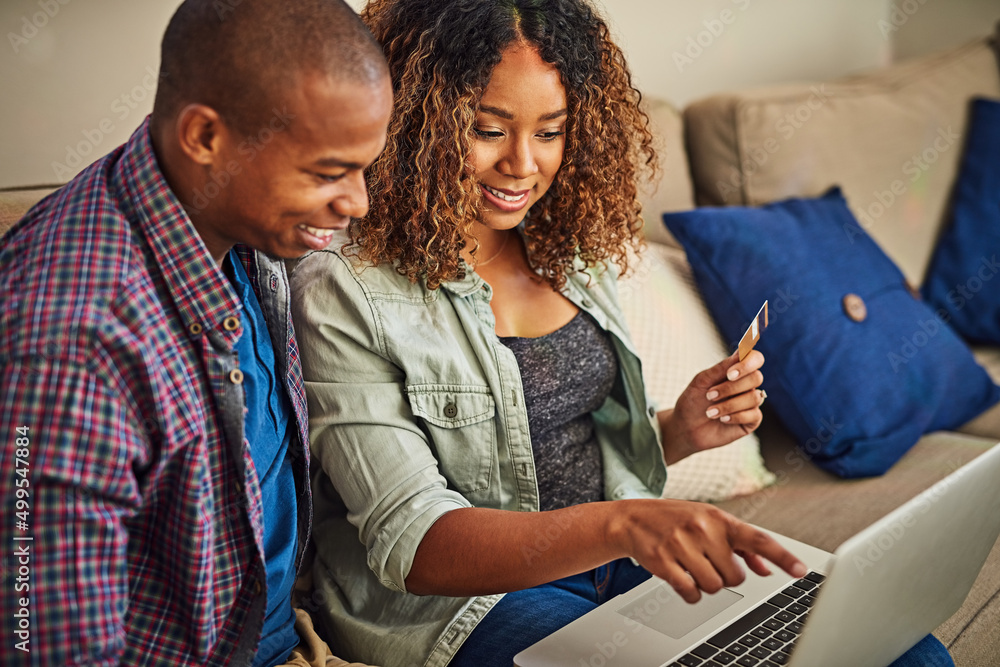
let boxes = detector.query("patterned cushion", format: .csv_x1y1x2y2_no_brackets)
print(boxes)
618,242,775,501
0,187,60,238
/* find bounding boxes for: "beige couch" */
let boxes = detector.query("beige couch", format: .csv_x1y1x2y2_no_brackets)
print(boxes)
634,27,1000,667
2,27,999,666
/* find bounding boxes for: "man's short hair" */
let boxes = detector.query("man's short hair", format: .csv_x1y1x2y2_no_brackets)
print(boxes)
152,0,387,135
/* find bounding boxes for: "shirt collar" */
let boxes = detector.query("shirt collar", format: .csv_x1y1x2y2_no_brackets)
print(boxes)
114,117,241,341
439,260,488,297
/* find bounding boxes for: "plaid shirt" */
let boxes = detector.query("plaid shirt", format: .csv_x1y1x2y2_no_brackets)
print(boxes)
0,118,312,666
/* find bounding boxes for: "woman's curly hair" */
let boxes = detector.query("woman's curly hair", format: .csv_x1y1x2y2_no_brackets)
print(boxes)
353,0,657,290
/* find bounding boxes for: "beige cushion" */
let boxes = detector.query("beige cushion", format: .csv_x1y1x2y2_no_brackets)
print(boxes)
618,242,775,502
684,37,1000,286
957,346,1000,440
0,187,61,237
638,99,695,247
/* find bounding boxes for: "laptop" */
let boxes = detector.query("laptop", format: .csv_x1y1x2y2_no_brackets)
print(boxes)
514,442,1000,667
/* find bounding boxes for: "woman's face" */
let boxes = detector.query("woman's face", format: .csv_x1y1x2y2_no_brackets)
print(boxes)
470,43,568,231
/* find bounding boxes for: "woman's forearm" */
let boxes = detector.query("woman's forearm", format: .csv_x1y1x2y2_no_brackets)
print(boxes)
405,503,624,596
404,499,807,602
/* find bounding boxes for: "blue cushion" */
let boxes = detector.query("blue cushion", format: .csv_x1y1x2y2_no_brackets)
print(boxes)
663,188,1000,478
921,97,1000,344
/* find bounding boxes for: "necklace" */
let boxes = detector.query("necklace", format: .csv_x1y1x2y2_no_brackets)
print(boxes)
474,232,510,267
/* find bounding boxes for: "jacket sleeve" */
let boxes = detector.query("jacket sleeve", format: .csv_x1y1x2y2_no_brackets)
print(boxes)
0,357,143,666
290,250,472,593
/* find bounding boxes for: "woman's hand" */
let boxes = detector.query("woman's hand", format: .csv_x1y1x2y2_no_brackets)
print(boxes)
609,499,806,603
658,350,766,465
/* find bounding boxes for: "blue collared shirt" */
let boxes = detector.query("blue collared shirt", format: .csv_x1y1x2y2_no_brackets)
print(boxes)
227,250,299,667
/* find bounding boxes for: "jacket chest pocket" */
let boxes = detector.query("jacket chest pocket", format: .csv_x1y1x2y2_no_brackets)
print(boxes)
406,385,496,494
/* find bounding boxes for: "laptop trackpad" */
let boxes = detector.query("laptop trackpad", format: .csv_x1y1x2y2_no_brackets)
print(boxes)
616,583,743,639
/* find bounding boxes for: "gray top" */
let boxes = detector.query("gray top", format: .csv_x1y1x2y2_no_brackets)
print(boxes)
500,310,618,511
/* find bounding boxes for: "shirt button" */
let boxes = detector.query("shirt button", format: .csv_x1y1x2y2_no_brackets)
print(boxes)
269,273,279,292
443,402,458,418
229,369,245,385
648,406,656,418
189,322,203,335
253,578,262,597
582,298,594,308
223,316,240,331
842,293,867,322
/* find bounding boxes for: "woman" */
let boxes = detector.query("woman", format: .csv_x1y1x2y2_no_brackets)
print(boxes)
289,1,953,666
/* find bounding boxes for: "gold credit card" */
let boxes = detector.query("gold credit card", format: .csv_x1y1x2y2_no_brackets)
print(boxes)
737,300,769,361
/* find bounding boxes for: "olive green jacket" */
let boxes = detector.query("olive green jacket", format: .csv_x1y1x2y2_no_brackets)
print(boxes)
289,234,667,667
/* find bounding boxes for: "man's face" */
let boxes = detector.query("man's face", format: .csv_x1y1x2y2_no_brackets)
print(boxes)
198,72,392,260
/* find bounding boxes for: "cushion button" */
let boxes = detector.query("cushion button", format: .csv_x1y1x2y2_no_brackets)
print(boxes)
842,293,867,322
443,402,458,418
223,316,240,331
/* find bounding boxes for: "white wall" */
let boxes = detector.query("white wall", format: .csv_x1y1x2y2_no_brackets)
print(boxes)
1,0,996,189
890,0,999,60
599,0,890,107
1,0,178,188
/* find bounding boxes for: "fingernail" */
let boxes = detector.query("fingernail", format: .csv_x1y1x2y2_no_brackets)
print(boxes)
792,562,807,577
706,390,719,401
706,408,719,418
727,368,740,381
720,415,731,423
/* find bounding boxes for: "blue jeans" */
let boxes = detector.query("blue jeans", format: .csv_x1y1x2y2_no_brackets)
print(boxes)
449,559,953,667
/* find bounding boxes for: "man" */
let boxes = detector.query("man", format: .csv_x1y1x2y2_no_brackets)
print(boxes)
0,0,392,664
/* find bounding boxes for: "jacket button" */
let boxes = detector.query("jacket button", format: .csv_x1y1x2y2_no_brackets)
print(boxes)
223,316,240,331
229,369,245,385
443,402,458,418
842,294,867,322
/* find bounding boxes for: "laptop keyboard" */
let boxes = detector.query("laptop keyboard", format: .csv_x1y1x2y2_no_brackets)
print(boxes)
667,571,825,667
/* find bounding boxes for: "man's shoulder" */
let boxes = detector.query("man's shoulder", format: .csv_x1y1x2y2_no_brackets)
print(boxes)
0,155,155,358
3,152,137,277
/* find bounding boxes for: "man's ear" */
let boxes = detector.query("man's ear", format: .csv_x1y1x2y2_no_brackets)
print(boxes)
174,103,227,167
